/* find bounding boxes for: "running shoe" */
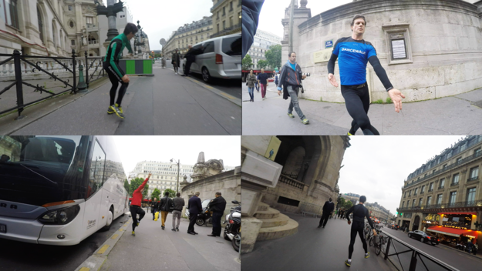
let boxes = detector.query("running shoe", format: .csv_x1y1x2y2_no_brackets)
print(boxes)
301,118,310,125
132,231,135,236
115,103,123,114
347,132,353,136
365,252,370,259
112,105,124,119
287,113,295,118
107,106,115,115
345,260,351,267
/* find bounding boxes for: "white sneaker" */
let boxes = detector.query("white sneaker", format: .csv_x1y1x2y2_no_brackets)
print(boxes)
175,72,178,75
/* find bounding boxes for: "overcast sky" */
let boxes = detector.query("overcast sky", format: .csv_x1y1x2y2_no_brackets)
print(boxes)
338,136,464,216
113,136,240,175
257,0,352,38
103,0,214,50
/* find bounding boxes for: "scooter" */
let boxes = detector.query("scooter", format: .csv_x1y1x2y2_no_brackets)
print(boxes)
196,204,213,226
224,200,241,252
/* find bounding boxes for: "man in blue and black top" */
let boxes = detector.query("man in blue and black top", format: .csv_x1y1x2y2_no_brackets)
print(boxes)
327,15,405,135
103,23,137,119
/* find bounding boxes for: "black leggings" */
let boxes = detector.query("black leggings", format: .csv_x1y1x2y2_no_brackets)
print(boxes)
130,205,145,232
348,224,368,259
341,84,380,135
105,64,129,106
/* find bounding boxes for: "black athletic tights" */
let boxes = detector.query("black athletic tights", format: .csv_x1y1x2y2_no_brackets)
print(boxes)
341,84,380,135
105,64,129,106
348,222,368,259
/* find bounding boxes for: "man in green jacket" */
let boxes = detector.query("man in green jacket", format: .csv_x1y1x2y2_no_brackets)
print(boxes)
103,23,137,119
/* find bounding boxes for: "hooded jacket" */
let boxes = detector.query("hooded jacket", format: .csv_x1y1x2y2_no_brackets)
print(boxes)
277,61,303,99
242,0,265,58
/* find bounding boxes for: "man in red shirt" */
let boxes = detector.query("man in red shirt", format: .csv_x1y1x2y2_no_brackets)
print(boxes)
130,173,151,236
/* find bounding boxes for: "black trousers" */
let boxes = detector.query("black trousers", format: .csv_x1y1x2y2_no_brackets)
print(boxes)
348,222,368,259
319,212,330,227
341,84,380,135
104,63,129,106
188,213,197,233
130,205,145,232
212,212,223,236
152,208,158,219
184,58,194,75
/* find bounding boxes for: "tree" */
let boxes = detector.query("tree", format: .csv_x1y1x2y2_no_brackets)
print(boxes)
242,54,253,69
163,188,176,198
257,59,268,70
265,44,282,70
151,188,161,201
129,177,149,198
344,200,353,210
337,196,346,209
123,179,130,195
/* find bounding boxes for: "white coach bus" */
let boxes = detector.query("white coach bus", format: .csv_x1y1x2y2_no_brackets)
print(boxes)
0,136,129,245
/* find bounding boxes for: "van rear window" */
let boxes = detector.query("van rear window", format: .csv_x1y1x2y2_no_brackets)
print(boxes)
222,36,241,56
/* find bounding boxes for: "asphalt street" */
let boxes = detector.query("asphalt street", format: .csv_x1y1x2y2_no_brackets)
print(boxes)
98,210,239,271
0,213,130,271
241,84,482,135
380,227,482,271
241,213,396,271
2,63,241,135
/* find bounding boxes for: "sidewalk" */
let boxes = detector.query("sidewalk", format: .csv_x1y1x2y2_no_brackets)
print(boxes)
242,84,482,135
242,213,396,271
78,210,240,271
0,67,241,135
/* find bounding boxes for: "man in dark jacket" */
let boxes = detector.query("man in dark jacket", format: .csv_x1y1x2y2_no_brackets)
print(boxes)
151,197,159,220
187,192,202,235
171,193,185,232
277,52,308,125
171,49,181,74
182,45,203,77
318,198,335,228
208,192,227,237
242,0,265,58
159,192,173,230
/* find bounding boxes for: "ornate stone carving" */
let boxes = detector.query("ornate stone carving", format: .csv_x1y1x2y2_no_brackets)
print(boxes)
191,152,224,182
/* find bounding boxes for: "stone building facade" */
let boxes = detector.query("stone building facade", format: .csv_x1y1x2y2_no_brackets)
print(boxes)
211,0,241,38
246,29,282,69
396,135,482,247
164,16,213,57
241,136,350,253
0,0,102,57
281,0,482,102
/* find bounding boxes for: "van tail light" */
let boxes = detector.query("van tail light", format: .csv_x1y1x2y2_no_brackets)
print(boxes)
216,54,223,64
427,236,431,240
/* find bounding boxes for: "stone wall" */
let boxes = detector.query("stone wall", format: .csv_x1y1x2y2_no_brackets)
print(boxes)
287,0,482,102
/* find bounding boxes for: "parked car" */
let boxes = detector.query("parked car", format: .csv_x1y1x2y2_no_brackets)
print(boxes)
408,230,439,245
183,33,241,82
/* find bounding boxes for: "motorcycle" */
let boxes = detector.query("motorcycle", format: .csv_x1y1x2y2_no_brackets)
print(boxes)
196,199,213,226
224,200,241,252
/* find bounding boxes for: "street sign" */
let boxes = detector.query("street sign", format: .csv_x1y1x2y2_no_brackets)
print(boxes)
160,38,166,47
325,40,333,49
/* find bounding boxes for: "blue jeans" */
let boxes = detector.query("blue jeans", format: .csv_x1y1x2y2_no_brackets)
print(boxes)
287,85,305,119
248,87,254,100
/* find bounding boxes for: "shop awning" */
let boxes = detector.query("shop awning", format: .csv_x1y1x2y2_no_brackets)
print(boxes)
427,226,479,238
437,211,477,215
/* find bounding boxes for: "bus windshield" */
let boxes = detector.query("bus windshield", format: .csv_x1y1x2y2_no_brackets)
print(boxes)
0,136,89,206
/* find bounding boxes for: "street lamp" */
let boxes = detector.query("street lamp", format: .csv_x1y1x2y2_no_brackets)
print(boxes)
170,158,180,193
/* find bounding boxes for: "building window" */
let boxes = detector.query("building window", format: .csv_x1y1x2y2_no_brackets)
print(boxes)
475,148,481,156
401,201,404,208
69,20,74,28
86,16,93,25
37,6,44,43
223,20,225,30
436,194,443,205
456,157,461,165
439,178,445,189
414,188,418,195
452,173,459,185
68,5,73,11
217,24,219,33
427,196,431,206
419,198,422,207
223,6,226,16
421,185,425,193
467,188,476,204
448,191,457,206
2,0,19,29
230,1,233,11
229,16,233,27
469,167,479,181
412,199,416,207
429,182,433,191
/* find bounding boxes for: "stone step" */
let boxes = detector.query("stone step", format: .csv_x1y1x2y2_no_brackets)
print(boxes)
254,207,280,219
257,202,269,212
257,218,299,241
258,213,290,228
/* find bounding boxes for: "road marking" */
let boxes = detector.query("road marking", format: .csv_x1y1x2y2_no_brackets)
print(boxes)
119,228,124,231
111,234,119,240
97,245,109,254
79,268,90,271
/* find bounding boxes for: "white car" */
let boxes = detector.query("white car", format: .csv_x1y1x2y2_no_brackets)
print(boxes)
183,33,241,82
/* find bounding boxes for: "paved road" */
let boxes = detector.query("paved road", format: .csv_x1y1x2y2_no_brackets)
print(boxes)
0,213,130,271
160,61,241,99
98,211,239,271
380,227,482,271
7,64,241,135
241,84,482,135
242,213,396,271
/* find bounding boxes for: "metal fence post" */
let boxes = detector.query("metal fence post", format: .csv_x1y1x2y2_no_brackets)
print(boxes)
13,50,24,119
85,51,89,88
384,236,391,260
72,49,77,94
408,251,417,271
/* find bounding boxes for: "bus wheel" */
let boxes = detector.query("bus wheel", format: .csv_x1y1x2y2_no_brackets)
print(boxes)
101,207,114,231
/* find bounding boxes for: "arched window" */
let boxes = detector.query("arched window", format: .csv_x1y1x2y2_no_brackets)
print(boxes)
52,21,57,47
37,6,44,44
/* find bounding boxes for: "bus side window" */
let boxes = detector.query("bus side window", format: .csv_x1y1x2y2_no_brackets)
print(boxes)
87,140,106,198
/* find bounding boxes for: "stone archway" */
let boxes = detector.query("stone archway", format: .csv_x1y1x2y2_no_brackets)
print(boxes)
413,215,420,231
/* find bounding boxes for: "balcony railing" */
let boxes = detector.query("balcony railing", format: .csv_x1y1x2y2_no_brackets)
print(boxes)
450,182,459,187
428,188,433,192
438,186,444,190
467,176,479,182
404,150,482,188
279,174,305,190
420,191,424,195
397,199,482,212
